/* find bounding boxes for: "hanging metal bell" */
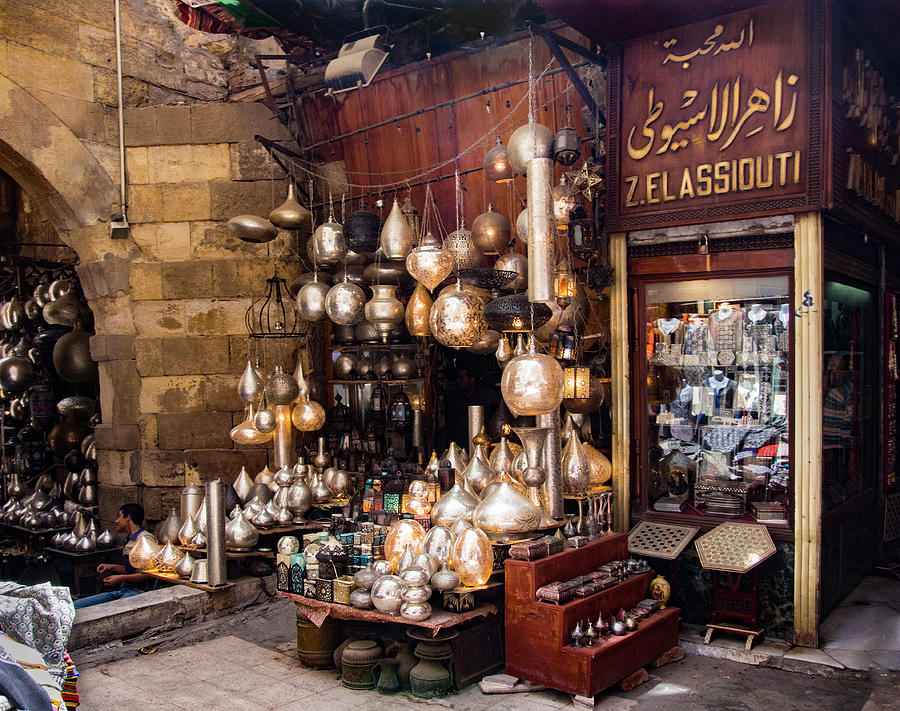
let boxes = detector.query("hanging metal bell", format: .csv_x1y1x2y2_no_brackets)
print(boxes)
553,127,581,166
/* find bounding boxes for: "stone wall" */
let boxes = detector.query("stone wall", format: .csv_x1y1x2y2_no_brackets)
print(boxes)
0,0,301,527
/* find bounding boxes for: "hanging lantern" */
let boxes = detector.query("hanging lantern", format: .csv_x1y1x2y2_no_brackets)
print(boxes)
226,215,277,244
230,403,274,445
401,198,421,245
483,138,514,183
516,207,529,245
405,283,433,338
296,275,329,322
269,182,311,230
324,280,366,326
563,366,591,401
365,285,405,343
561,430,591,495
567,205,598,258
470,205,511,255
507,122,554,176
526,157,555,303
429,282,487,348
500,337,565,416
246,275,306,339
494,251,528,292
482,294,552,333
444,227,481,270
554,260,577,308
389,390,412,430
495,334,512,368
363,259,414,289
553,127,581,166
551,175,579,230
564,375,604,414
381,198,414,258
406,232,455,291
467,329,500,355
343,209,381,253
292,398,326,431
312,217,347,266
266,366,299,405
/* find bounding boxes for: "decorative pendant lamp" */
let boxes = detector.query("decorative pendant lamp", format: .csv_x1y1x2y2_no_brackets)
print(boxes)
561,430,591,495
226,214,278,244
325,278,366,326
406,283,433,337
381,198,414,258
563,372,603,413
494,251,527,292
467,329,500,355
449,526,493,586
461,444,497,497
501,336,565,416
365,284,405,343
508,122,555,176
429,281,487,348
526,156,555,303
238,360,262,402
406,232,455,291
483,137,514,183
266,366,299,405
473,472,543,541
553,127,581,166
551,175,579,230
430,480,479,528
483,294,552,334
253,394,277,433
471,205,511,255
444,226,481,270
495,335,512,368
269,182,311,230
230,403,274,445
343,209,381,253
516,207,529,245
292,398,326,431
312,222,346,267
296,274,329,321
554,260,577,308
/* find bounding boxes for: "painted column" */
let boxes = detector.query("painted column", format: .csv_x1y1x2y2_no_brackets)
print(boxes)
609,232,630,532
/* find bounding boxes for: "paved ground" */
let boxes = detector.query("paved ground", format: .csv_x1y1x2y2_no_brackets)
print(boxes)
73,596,898,711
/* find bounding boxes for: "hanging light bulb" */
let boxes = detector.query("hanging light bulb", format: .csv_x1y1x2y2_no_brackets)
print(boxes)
483,137,514,183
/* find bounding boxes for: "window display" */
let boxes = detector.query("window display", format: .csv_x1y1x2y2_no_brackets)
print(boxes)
642,276,791,524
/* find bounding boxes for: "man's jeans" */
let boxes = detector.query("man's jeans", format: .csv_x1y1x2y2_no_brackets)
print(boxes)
73,585,142,609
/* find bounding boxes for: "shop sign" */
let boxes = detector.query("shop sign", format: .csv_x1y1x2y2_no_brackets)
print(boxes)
607,0,826,231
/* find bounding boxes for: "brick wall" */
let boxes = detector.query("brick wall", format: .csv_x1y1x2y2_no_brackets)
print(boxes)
0,0,300,527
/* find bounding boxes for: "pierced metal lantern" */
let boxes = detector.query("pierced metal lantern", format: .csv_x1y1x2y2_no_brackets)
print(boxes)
312,218,347,265
483,138,514,183
553,127,581,166
381,198,414,259
563,365,591,400
296,275,330,322
406,232,455,291
343,209,381,253
444,227,481,270
551,175,580,230
324,280,366,326
429,282,487,348
567,205,598,258
500,337,565,417
494,251,528,292
482,294,552,333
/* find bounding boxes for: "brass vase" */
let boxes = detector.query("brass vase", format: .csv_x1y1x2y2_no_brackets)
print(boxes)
365,285,405,344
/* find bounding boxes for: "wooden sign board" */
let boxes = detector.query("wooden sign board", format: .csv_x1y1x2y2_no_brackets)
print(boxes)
607,0,828,232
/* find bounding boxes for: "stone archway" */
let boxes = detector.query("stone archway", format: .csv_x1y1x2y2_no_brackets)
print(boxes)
0,70,143,524
0,72,118,232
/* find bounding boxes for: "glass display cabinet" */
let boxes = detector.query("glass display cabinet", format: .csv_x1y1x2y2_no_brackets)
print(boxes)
629,252,794,535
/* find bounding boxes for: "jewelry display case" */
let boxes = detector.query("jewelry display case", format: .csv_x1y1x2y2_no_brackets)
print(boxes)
629,250,794,534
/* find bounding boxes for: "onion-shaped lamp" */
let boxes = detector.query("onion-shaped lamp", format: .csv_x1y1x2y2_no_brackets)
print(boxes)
483,138,514,183
406,232,455,291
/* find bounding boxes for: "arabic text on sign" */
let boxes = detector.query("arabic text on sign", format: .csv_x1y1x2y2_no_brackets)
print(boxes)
662,18,755,70
627,70,800,161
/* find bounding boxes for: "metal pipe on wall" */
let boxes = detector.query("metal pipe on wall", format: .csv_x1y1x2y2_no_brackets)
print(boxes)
206,480,227,587
537,410,564,518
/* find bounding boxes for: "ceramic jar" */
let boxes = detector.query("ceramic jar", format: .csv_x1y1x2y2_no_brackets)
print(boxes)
341,640,382,690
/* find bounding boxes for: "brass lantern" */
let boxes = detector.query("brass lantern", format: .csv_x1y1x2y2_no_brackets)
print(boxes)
553,260,577,308
405,283,433,338
563,365,591,400
444,227,481,270
553,127,581,166
380,198,414,259
507,121,554,176
500,336,565,416
429,281,487,348
483,138,514,183
470,205,511,256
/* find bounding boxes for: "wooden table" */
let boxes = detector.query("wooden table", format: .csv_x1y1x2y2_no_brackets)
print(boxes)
278,591,497,636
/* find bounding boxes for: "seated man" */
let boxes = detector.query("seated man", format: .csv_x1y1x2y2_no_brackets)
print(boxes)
74,504,151,609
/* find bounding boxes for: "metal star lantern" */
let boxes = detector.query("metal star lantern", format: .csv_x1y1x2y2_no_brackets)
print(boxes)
567,160,604,200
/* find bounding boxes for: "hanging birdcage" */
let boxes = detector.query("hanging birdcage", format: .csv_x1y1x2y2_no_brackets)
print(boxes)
246,274,308,339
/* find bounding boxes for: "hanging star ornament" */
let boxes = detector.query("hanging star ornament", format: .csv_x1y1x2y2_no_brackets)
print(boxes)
567,160,604,200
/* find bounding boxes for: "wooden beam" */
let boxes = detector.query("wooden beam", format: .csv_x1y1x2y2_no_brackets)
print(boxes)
609,232,630,532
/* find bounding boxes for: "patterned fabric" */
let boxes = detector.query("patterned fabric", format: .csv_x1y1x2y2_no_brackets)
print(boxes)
0,583,75,677
0,632,62,710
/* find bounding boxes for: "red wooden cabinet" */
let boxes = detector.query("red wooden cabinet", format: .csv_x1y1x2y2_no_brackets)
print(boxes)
504,534,680,698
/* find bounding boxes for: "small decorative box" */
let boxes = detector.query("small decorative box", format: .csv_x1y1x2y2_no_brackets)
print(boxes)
333,576,356,605
538,535,564,556
441,589,475,613
508,540,547,561
535,580,577,603
567,536,590,548
276,561,290,592
574,582,601,597
315,578,334,603
303,579,317,598
339,533,355,547
305,563,320,580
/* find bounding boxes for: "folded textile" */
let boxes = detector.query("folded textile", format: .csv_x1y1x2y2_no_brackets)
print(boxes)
0,632,62,711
